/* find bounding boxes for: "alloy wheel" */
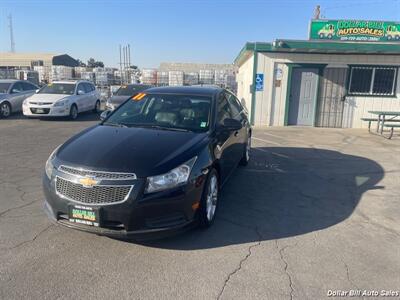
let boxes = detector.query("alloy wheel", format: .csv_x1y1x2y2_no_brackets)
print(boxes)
1,103,11,118
206,175,218,221
70,105,78,119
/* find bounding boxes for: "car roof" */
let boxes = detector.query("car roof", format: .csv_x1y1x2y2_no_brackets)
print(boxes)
145,85,223,96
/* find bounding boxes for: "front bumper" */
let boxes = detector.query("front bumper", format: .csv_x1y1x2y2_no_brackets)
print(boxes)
43,171,205,240
23,105,70,117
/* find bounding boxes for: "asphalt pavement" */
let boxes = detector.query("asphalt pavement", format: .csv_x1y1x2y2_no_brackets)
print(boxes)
1,113,399,299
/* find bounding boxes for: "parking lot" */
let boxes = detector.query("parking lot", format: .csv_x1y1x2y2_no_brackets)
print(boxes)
0,113,399,299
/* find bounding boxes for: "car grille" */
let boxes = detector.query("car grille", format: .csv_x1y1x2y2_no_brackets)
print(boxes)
30,108,50,114
56,177,132,205
29,102,53,105
59,165,136,180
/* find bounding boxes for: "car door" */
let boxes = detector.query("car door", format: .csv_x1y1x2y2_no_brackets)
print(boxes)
9,82,26,112
215,92,237,182
21,81,38,105
226,92,248,162
75,83,87,112
86,83,97,110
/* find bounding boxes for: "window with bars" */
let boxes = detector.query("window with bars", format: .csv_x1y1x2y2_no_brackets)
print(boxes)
348,66,397,96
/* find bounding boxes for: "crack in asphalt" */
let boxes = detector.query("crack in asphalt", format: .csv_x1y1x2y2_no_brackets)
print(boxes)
216,227,262,300
0,200,40,218
0,224,54,251
275,240,295,300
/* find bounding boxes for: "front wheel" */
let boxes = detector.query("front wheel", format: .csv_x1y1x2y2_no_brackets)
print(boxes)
0,102,11,118
93,100,101,113
198,169,219,228
69,104,78,120
239,136,251,166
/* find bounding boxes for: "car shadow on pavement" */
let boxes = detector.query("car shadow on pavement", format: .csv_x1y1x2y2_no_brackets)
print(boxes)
139,147,384,249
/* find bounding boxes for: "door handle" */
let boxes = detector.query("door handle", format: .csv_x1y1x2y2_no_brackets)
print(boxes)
234,131,239,137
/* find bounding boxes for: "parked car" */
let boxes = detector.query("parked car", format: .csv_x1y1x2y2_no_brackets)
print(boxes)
0,79,38,118
43,86,251,239
105,84,152,110
23,80,100,119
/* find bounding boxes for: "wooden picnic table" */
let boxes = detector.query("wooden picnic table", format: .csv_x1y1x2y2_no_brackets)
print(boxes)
368,111,400,134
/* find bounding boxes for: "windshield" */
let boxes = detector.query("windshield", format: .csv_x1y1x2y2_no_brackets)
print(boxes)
104,93,211,132
115,85,149,96
39,83,75,95
0,83,11,94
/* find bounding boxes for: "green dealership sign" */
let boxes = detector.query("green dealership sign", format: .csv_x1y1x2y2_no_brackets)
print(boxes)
309,19,400,42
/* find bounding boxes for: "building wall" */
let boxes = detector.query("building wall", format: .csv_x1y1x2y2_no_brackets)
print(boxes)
236,54,254,117
250,52,400,128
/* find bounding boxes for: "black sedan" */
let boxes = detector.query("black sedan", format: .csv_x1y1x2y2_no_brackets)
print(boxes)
43,86,251,239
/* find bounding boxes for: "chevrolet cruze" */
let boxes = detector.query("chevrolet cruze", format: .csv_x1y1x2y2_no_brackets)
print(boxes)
43,86,251,239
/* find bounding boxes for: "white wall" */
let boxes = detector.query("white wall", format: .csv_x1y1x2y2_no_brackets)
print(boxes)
249,52,400,128
236,54,254,119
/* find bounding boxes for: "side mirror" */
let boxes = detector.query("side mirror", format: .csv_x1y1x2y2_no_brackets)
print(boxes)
11,89,20,94
35,89,40,93
221,118,242,131
100,110,112,121
77,90,85,95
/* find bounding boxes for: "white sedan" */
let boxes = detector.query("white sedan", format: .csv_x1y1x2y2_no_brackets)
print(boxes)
23,80,100,119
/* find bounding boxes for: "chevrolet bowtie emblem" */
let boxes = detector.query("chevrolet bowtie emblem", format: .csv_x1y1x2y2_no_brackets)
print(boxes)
79,177,99,187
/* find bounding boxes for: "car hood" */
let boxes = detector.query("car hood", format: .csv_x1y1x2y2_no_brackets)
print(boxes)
108,95,130,106
56,125,208,177
27,93,70,103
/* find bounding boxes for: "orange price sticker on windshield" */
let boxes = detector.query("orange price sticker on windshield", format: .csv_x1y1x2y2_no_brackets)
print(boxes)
132,93,146,101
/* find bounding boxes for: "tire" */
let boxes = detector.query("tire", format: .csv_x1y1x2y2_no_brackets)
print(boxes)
69,104,78,120
93,100,101,113
198,168,219,228
327,33,332,39
319,33,324,38
388,35,393,40
0,102,11,118
396,35,400,40
239,135,251,166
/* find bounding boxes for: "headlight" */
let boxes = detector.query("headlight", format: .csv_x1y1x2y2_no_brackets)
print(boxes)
45,146,60,179
145,157,197,194
53,98,68,107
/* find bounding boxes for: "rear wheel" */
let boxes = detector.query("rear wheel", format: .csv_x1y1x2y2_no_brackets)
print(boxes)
69,104,78,120
0,102,11,118
239,135,251,166
199,169,219,228
93,100,101,113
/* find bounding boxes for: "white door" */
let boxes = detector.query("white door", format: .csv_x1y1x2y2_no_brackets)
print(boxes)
76,83,88,112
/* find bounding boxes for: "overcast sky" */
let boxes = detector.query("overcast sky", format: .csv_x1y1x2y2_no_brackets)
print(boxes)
1,0,399,68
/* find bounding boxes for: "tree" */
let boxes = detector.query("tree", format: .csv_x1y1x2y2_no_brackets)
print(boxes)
76,59,86,67
87,58,104,68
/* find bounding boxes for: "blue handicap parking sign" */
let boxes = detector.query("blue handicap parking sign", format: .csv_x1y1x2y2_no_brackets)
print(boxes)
255,74,264,91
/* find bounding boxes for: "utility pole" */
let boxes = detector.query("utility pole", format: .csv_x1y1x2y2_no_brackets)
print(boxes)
8,14,16,53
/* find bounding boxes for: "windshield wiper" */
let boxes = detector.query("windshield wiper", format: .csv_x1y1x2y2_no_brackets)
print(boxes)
103,122,128,128
135,124,191,132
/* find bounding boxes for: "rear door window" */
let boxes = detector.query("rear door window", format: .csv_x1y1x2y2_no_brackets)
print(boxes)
11,82,24,93
22,82,37,91
217,93,234,125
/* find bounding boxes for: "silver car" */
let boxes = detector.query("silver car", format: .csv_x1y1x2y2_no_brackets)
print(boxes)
0,79,38,118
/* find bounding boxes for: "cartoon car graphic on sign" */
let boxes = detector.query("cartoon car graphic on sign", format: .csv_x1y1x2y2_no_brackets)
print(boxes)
386,25,400,40
318,24,335,39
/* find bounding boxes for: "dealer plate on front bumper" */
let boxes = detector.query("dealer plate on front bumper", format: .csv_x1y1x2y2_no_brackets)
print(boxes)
68,205,100,227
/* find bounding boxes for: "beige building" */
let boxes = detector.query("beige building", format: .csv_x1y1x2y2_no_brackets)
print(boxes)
0,52,78,69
